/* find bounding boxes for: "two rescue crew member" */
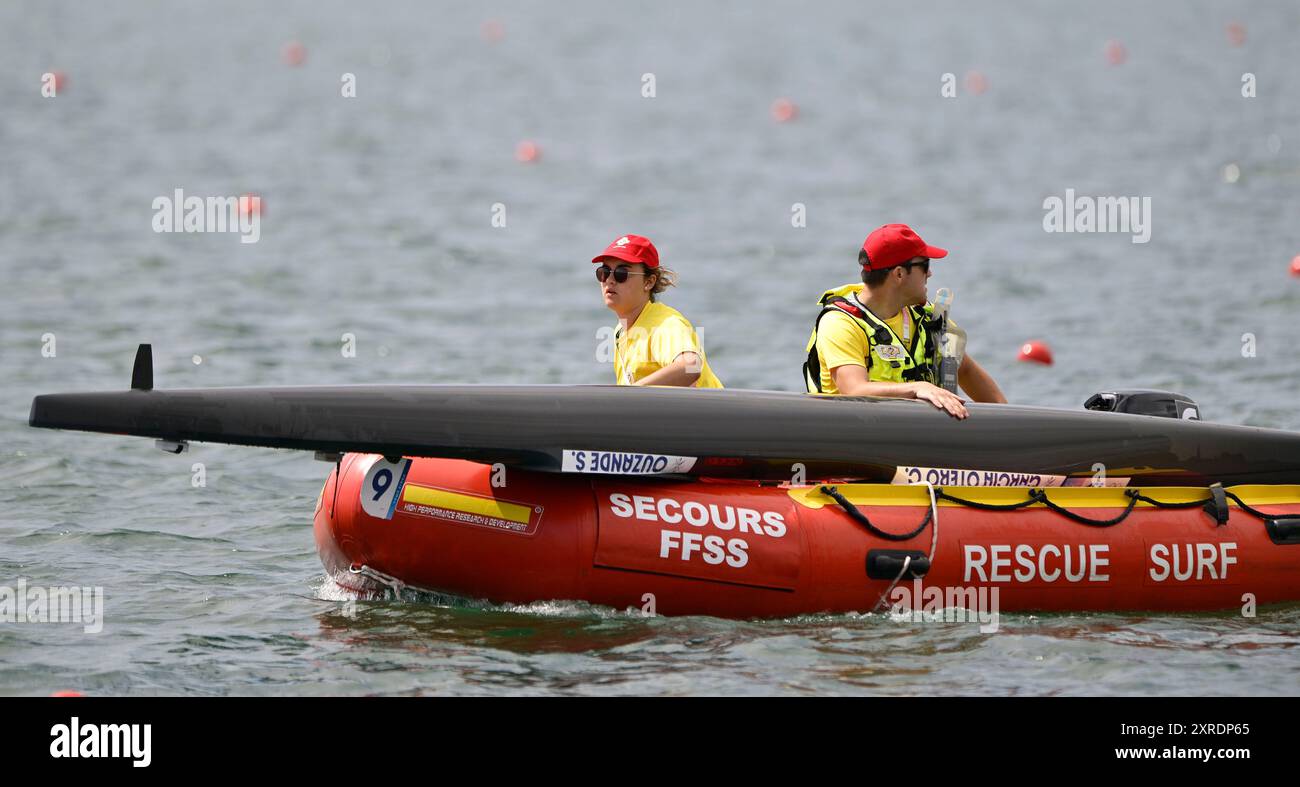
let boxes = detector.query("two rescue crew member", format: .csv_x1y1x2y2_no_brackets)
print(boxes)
593,234,723,388
803,223,1005,419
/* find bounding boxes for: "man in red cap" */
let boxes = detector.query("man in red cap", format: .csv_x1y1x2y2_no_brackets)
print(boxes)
802,224,1004,418
592,234,723,388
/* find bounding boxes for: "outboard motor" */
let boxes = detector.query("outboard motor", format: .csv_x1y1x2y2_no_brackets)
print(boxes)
1084,389,1200,420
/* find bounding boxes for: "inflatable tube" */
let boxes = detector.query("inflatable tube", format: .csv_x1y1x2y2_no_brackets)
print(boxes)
315,455,1300,618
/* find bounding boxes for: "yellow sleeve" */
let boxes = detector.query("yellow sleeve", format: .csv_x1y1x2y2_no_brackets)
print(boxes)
647,316,701,366
816,310,869,372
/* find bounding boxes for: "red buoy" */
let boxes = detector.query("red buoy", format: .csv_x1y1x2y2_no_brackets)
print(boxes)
1105,39,1127,66
515,140,540,163
239,193,263,218
771,98,798,123
1018,340,1054,365
1290,255,1300,277
48,70,68,94
482,19,505,43
50,690,83,697
1227,22,1247,47
282,41,306,67
964,70,988,95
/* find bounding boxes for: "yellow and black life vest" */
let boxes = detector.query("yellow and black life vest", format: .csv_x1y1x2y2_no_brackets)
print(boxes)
803,284,941,393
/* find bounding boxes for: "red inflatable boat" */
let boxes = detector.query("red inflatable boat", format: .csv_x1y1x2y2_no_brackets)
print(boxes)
27,347,1300,618
315,454,1300,618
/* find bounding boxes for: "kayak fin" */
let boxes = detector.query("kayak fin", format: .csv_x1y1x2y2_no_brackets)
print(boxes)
131,344,153,391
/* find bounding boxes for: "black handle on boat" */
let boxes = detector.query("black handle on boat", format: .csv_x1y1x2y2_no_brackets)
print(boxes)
1264,517,1300,546
866,550,931,580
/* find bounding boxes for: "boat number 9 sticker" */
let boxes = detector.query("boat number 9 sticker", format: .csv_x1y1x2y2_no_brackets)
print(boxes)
360,456,412,520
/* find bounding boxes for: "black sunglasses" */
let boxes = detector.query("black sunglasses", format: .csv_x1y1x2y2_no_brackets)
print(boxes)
900,259,931,274
595,265,647,284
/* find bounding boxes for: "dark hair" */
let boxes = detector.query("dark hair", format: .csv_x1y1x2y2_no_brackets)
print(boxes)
858,251,892,288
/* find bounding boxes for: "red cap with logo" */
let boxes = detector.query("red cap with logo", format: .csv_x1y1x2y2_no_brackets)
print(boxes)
593,234,660,269
861,224,948,271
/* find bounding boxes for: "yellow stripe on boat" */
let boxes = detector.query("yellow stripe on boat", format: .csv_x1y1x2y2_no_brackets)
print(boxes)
786,484,1300,509
403,485,532,524
1222,484,1300,505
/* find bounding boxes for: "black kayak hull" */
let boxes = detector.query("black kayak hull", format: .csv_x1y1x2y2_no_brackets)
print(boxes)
28,382,1300,485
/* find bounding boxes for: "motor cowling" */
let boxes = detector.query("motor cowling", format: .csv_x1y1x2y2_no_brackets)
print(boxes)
1084,389,1200,420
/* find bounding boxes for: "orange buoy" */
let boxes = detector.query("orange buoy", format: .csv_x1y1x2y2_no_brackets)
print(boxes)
1018,340,1054,365
1227,22,1247,47
239,193,263,218
1290,255,1300,277
964,70,988,95
1104,39,1127,66
515,140,540,163
282,41,306,66
482,19,505,43
771,98,798,123
50,690,83,697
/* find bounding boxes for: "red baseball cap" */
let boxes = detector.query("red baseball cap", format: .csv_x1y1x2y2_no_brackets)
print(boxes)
861,224,948,271
592,234,660,269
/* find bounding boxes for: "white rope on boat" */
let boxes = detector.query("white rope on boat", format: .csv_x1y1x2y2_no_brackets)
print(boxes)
348,563,407,598
873,555,913,613
922,480,940,565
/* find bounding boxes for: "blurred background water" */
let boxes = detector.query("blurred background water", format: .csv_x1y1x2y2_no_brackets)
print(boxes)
2,0,1299,695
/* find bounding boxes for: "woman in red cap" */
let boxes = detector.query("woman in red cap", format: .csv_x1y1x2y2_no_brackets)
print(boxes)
592,234,723,388
802,224,1004,418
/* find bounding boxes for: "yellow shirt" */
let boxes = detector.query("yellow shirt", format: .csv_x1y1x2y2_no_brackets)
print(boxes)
814,294,930,395
614,302,724,388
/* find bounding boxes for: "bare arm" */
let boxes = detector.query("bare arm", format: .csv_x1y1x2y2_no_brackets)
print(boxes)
635,352,703,387
831,365,969,419
957,354,1007,403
